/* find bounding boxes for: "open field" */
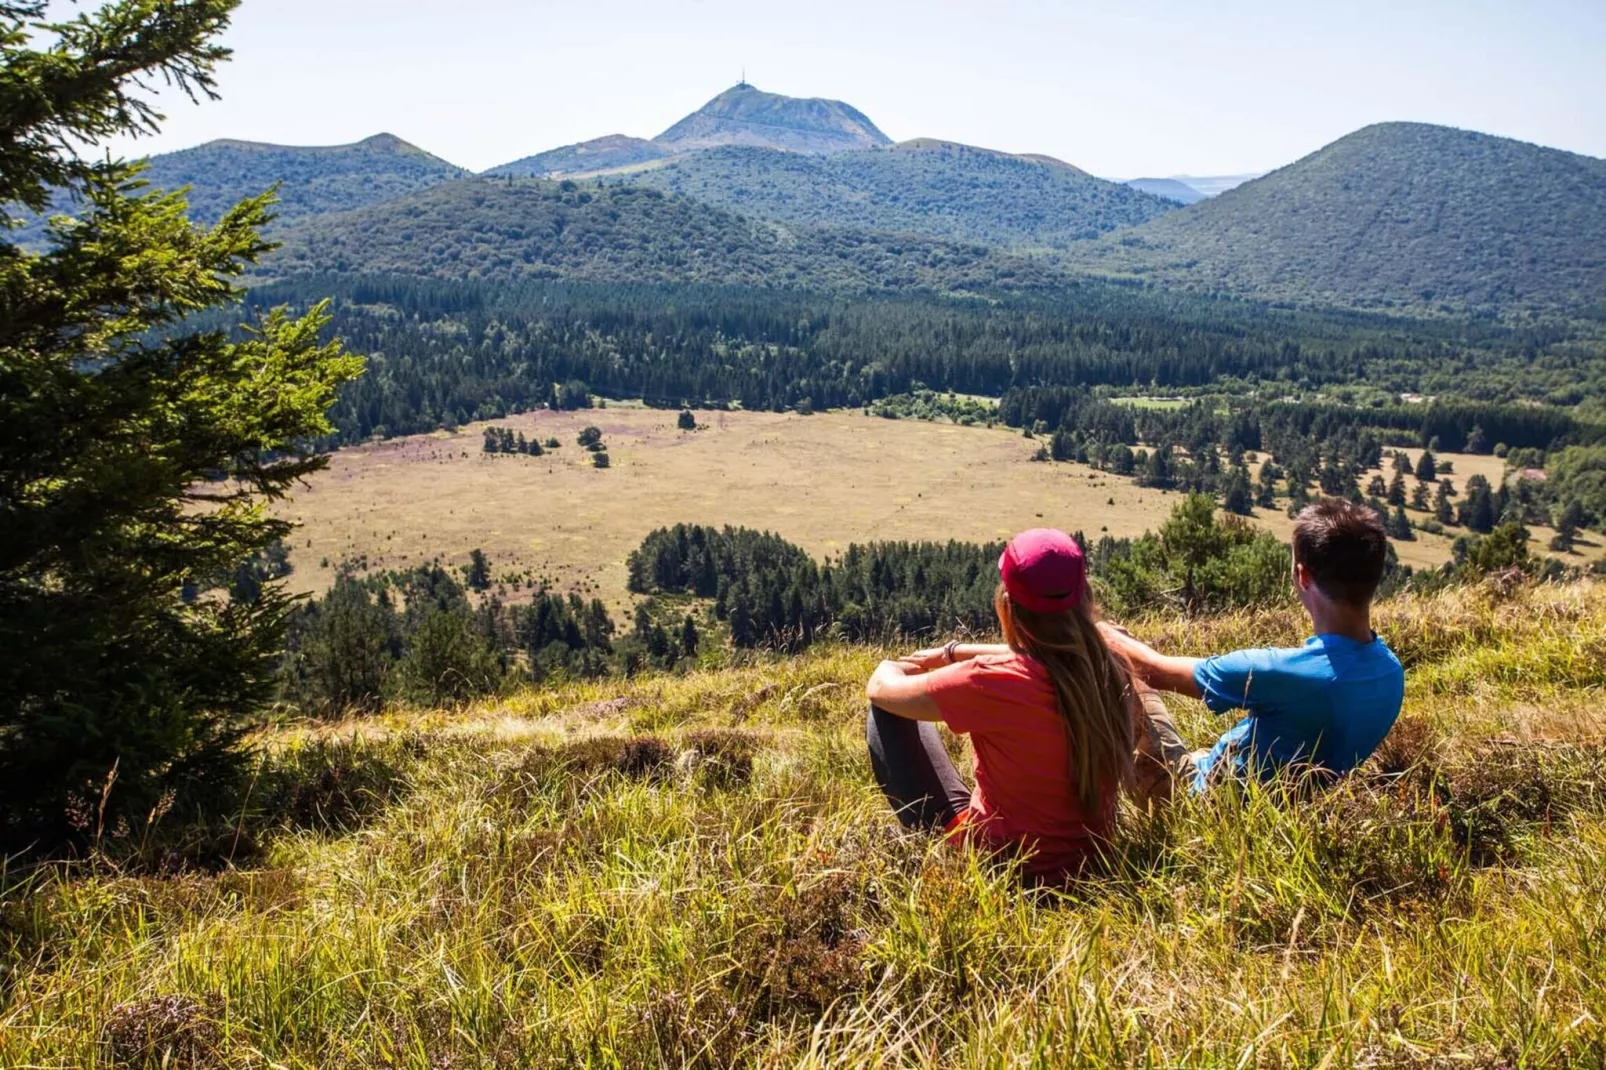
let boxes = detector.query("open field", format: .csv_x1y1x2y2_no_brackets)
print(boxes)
279,408,1184,611
278,409,1594,610
7,580,1606,1065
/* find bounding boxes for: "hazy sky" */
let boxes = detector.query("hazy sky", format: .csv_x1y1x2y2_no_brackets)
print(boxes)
68,0,1606,177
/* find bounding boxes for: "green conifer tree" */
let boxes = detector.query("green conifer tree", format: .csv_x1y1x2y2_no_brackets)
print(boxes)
1387,471,1408,507
466,549,491,591
1415,450,1438,482
0,0,363,842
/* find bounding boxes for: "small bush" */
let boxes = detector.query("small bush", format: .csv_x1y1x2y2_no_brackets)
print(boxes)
681,729,761,788
101,994,222,1068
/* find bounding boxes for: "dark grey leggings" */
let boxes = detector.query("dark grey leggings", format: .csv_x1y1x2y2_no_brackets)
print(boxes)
866,704,971,831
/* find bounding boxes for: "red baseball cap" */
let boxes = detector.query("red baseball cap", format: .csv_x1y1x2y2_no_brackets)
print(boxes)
999,528,1086,614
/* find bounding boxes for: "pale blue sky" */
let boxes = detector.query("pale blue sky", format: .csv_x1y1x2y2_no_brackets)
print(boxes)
68,0,1606,176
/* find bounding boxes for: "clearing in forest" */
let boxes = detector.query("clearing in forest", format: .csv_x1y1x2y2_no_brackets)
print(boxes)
278,408,1594,610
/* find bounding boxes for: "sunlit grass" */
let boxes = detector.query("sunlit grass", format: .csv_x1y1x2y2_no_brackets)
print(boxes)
4,580,1606,1066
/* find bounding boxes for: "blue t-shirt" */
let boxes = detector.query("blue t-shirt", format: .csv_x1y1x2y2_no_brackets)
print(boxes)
1191,634,1404,793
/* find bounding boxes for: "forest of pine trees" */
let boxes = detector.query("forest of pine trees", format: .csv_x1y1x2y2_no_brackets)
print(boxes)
209,275,1603,447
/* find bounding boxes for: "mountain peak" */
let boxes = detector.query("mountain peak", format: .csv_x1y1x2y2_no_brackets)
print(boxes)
654,83,891,154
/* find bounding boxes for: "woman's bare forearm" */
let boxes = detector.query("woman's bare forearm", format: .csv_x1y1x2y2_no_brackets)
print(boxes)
952,643,1009,661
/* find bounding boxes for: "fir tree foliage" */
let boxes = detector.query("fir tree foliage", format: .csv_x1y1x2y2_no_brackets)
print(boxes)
0,0,363,844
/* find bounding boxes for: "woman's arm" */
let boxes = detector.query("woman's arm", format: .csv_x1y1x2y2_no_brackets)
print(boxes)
866,660,944,722
900,642,1010,671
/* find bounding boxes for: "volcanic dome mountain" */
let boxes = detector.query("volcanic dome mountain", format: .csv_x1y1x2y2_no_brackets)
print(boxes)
654,82,891,153
482,84,1175,250
488,83,892,177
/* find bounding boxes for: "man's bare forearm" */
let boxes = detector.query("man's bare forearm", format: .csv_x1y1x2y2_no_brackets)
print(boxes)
1099,625,1203,699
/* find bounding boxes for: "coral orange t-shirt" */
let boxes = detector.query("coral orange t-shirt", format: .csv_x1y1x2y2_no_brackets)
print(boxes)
924,652,1116,881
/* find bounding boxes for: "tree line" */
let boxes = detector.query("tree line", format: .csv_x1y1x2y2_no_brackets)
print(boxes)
624,507,1305,651
220,274,1601,446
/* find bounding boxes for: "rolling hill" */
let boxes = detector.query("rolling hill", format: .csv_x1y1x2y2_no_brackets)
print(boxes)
485,134,669,178
592,140,1178,250
10,132,467,246
1124,178,1206,205
1067,123,1606,312
135,133,465,224
265,177,1066,293
1171,174,1261,197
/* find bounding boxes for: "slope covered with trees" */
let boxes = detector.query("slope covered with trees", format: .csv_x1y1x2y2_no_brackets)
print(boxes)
1065,123,1606,313
600,141,1177,250
265,179,1064,293
138,132,465,224
10,132,466,246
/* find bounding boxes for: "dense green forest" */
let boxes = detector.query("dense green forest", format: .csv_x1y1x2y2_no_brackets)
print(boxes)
1067,123,1606,314
264,179,1063,292
592,141,1176,250
231,274,1605,445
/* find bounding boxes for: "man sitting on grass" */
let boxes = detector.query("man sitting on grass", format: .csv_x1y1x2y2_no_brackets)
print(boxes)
1100,497,1405,793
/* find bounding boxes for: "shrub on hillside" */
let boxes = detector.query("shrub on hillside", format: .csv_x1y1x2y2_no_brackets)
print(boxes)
1093,494,1292,616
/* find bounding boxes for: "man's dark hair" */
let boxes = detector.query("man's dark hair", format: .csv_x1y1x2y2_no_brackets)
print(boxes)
1292,498,1388,606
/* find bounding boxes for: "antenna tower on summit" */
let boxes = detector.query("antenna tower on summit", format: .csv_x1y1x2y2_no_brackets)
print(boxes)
739,67,747,88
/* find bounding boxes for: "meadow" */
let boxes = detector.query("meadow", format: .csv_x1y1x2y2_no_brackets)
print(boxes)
276,407,1582,612
5,578,1605,1066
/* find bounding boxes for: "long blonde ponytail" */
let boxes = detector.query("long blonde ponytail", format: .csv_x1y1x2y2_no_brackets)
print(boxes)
995,584,1134,811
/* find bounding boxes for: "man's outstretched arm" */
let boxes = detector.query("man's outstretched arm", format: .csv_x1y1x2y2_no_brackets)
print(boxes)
1099,623,1204,699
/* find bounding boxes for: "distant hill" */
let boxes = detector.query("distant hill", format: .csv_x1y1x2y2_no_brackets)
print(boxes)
1067,123,1606,312
586,140,1177,250
485,134,669,178
654,82,891,154
1123,178,1206,205
266,178,1066,293
1170,174,1261,197
135,133,464,224
8,132,466,248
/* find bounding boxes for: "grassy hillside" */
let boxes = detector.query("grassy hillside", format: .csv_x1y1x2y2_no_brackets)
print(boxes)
1067,123,1606,313
266,178,1066,292
7,579,1606,1065
601,141,1178,250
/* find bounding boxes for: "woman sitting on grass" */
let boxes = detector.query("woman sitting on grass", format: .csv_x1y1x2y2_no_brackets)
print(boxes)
865,528,1174,884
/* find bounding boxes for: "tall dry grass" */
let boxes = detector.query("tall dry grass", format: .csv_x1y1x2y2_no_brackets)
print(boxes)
3,579,1605,1067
